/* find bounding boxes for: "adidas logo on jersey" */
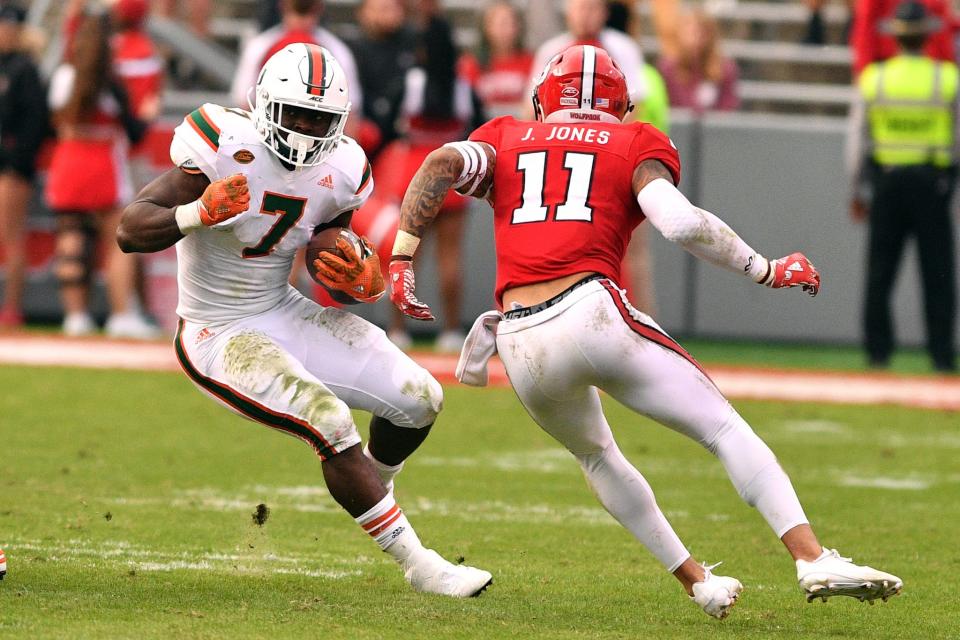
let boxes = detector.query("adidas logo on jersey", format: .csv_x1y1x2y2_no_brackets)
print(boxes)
318,174,335,189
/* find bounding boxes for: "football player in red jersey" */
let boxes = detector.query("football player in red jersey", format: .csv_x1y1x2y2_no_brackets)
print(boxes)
389,45,903,618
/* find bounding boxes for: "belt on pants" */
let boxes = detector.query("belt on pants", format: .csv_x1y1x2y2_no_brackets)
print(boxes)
503,274,606,320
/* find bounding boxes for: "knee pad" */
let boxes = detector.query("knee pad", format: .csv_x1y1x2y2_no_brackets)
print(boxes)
55,214,97,286
708,412,782,505
396,370,443,429
708,411,809,536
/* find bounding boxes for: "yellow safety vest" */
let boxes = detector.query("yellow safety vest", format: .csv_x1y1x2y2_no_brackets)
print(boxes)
860,54,958,168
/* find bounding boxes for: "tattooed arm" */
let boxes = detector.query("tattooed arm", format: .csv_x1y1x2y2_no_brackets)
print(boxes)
389,141,496,319
396,141,496,242
632,159,820,294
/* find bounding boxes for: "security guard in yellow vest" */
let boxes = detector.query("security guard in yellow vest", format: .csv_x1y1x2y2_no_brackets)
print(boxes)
848,0,957,372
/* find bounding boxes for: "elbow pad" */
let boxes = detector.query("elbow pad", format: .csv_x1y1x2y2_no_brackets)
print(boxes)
443,141,493,196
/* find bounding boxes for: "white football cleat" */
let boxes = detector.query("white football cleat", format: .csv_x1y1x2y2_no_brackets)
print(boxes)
690,563,743,619
404,548,492,598
1,547,7,580
796,548,902,603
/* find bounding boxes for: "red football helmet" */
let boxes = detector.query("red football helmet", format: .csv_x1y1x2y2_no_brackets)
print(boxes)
532,44,632,122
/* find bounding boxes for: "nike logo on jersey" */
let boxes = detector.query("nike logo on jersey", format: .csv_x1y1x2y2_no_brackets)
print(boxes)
318,174,335,189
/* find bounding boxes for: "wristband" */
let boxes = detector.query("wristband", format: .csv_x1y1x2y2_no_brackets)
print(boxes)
746,254,771,284
392,229,421,258
175,200,203,234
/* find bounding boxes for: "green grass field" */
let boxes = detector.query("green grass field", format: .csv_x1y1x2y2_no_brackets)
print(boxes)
1,364,957,639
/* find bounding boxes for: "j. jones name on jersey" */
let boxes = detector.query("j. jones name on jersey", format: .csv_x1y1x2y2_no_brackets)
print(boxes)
519,125,612,145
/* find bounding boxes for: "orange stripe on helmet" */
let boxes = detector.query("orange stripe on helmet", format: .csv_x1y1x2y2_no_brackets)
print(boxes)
307,44,326,96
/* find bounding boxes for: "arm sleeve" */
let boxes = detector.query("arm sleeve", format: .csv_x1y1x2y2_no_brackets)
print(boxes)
637,178,769,282
169,103,223,181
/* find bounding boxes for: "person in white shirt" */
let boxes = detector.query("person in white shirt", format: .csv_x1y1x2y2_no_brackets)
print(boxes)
527,0,646,113
230,0,362,120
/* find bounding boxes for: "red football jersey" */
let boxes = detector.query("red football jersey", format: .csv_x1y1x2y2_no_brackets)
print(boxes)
468,116,680,305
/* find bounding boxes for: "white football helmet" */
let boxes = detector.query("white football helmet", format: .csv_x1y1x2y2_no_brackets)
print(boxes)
251,43,351,167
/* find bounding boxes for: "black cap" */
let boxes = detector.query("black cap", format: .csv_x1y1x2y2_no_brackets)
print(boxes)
881,0,942,37
0,4,26,25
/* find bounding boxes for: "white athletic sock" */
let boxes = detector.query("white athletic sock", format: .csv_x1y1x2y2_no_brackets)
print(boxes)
577,442,691,572
363,443,405,491
355,493,423,566
708,412,809,537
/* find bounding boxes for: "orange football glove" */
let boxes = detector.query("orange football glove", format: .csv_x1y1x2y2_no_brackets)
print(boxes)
198,174,250,225
313,236,385,303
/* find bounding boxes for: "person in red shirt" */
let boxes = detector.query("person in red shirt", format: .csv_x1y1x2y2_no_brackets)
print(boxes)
387,44,903,618
459,1,534,119
46,13,155,338
375,13,482,352
851,0,956,76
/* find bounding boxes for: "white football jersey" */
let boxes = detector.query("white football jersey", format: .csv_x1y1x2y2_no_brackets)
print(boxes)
169,103,373,323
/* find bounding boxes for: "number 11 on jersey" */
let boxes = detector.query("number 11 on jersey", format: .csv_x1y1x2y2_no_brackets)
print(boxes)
511,150,596,224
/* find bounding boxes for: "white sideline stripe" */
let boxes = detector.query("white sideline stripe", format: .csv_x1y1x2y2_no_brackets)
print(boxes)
6,538,366,579
781,420,849,435
109,496,340,514
838,475,932,490
418,448,572,474
103,484,740,527
1,336,959,410
0,336,177,371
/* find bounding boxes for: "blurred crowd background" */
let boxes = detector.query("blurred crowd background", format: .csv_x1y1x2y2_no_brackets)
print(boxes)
0,0,957,371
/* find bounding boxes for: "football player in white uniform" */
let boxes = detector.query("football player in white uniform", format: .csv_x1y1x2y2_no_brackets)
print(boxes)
117,44,492,597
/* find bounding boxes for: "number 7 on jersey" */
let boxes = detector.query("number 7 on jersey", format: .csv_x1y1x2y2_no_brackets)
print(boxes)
242,192,307,258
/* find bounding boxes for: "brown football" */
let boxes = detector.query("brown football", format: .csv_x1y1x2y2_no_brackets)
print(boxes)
305,227,366,304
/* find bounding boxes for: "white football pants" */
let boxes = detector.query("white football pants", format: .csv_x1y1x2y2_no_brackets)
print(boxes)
176,289,442,460
496,278,808,572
